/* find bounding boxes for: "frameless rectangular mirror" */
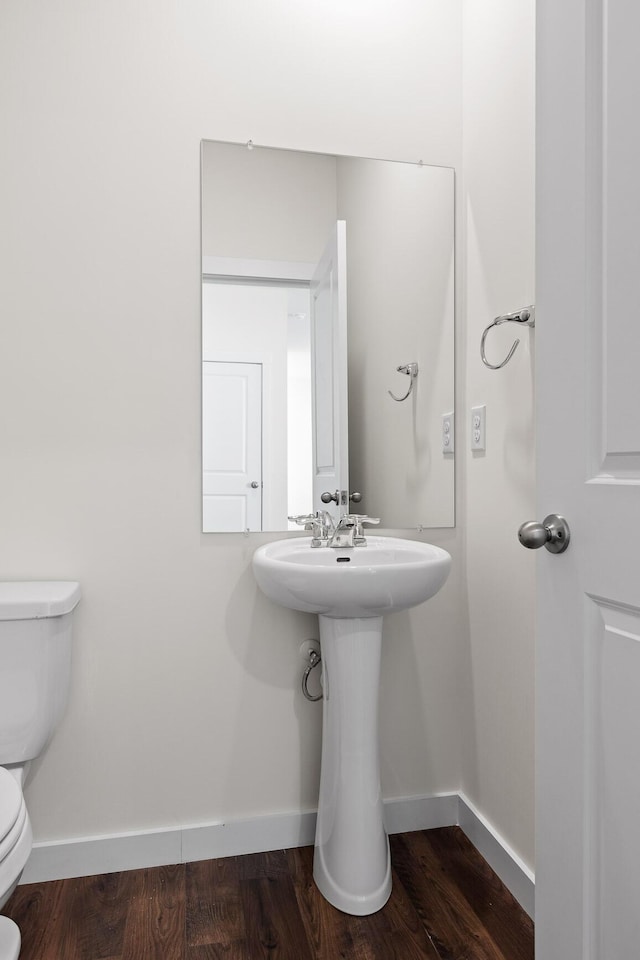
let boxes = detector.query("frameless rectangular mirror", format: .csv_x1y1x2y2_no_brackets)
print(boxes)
201,140,454,532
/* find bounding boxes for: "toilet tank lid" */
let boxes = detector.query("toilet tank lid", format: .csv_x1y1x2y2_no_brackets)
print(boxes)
0,581,81,621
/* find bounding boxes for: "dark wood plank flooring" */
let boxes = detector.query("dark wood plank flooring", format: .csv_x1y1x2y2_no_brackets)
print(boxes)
4,827,533,959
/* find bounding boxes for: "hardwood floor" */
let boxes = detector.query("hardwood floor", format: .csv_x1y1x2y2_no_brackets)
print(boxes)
4,827,533,959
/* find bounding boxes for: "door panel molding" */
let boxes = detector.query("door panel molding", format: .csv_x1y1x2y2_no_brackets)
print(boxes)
584,595,640,958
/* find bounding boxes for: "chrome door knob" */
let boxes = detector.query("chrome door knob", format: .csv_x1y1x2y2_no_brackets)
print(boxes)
321,490,339,504
518,514,570,554
250,481,260,489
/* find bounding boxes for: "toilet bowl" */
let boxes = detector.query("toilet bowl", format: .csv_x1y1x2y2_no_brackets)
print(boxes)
0,921,20,960
0,768,32,960
0,581,81,959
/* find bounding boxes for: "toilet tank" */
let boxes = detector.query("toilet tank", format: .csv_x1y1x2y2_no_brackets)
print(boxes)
0,582,80,765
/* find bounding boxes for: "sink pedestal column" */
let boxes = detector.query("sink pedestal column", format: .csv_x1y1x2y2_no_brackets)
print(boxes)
313,614,391,915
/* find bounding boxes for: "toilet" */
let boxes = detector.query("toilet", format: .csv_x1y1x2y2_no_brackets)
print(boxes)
0,581,81,960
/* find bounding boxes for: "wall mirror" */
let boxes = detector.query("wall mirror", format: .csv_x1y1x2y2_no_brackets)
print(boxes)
201,140,455,533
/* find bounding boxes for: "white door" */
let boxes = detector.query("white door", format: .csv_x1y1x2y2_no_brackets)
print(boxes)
536,1,640,956
310,221,349,522
202,361,262,532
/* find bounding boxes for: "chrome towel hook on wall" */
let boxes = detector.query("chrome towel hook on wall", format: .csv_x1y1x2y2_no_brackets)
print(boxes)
388,362,419,401
480,305,535,369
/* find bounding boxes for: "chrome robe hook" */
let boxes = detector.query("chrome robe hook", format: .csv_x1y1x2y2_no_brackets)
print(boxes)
388,362,418,401
480,306,535,369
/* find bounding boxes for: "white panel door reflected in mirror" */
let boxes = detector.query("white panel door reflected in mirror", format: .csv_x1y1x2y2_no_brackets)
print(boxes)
201,140,455,532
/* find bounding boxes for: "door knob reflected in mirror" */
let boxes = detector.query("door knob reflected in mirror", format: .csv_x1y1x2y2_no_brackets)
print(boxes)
250,481,260,489
518,514,570,554
322,490,362,505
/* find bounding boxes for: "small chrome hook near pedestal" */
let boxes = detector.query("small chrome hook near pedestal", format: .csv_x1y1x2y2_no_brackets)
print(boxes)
481,306,535,369
302,649,323,701
388,362,419,401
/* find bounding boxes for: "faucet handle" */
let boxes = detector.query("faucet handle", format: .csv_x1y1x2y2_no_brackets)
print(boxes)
350,514,381,545
288,513,316,531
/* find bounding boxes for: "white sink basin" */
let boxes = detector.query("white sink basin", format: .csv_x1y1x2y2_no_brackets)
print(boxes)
252,536,451,619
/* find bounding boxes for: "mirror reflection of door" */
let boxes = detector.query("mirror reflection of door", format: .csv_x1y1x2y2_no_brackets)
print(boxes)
202,360,262,532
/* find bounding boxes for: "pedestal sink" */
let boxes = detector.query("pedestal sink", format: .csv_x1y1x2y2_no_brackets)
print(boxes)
252,536,451,915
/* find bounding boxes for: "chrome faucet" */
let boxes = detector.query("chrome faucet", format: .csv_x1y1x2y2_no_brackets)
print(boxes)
328,514,356,548
289,511,380,547
328,514,380,548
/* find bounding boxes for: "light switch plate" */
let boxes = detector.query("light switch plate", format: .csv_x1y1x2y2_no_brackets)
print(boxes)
442,412,454,454
471,404,486,451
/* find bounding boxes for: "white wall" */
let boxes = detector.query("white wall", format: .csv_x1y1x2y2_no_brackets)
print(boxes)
0,0,464,845
461,0,536,869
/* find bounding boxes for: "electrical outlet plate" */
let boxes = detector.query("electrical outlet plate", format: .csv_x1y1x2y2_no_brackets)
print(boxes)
471,404,486,451
442,412,454,453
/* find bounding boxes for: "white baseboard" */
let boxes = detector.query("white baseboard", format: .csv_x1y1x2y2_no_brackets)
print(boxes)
20,795,456,885
457,793,535,919
20,792,533,918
